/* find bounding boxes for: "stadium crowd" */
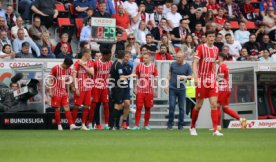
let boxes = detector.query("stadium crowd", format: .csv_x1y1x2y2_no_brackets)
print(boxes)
0,0,275,61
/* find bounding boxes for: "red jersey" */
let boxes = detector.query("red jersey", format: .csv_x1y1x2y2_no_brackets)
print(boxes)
135,63,158,94
73,60,94,92
155,52,174,60
94,60,112,89
194,44,219,84
217,63,230,92
112,13,130,29
215,16,226,25
50,65,72,97
207,4,220,11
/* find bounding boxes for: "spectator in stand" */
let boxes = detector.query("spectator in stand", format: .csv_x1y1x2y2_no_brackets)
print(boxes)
241,0,259,21
263,6,276,34
123,0,138,19
155,44,174,60
111,31,125,58
31,0,59,28
260,0,276,18
135,21,150,45
259,49,272,61
39,46,56,58
13,29,40,57
125,33,141,61
94,2,111,18
221,0,247,22
180,34,196,61
166,4,182,29
76,41,91,59
256,25,266,43
163,0,173,15
219,21,234,42
260,34,276,51
112,0,124,13
199,34,207,44
54,33,73,56
157,34,176,58
171,19,191,47
222,45,234,61
0,30,12,51
153,4,167,25
214,33,224,52
29,16,48,44
83,8,94,25
224,33,242,60
74,0,93,18
56,43,73,59
92,0,115,16
37,32,54,54
11,16,29,39
189,9,205,31
206,0,220,15
5,5,18,30
144,0,155,14
214,8,226,31
190,0,207,14
205,10,215,23
19,0,34,22
0,16,7,33
15,42,35,58
151,18,170,41
0,0,6,19
145,34,158,55
234,21,250,45
192,22,204,38
177,0,192,18
136,3,155,30
237,47,250,61
112,5,130,32
0,44,15,59
243,34,262,59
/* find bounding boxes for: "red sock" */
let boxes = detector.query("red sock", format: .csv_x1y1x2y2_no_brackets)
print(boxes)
82,108,89,124
65,110,73,125
223,107,240,120
88,102,97,124
55,110,61,125
217,106,221,126
135,106,143,126
144,108,151,126
103,103,109,124
211,109,218,132
72,107,79,123
191,108,199,128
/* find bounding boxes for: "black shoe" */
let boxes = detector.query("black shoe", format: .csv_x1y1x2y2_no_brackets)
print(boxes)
167,126,173,130
178,127,184,130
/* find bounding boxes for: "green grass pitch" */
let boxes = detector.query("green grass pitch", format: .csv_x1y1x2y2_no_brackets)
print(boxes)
0,129,276,162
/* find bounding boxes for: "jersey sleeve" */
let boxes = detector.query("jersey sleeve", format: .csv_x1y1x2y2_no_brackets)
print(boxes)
167,53,174,60
50,66,57,77
135,64,140,77
153,65,158,77
194,45,202,60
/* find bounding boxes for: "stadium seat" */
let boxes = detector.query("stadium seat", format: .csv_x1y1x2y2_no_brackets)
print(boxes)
75,18,84,39
55,3,69,18
69,4,77,17
55,18,74,40
246,21,257,30
230,21,239,29
257,86,270,119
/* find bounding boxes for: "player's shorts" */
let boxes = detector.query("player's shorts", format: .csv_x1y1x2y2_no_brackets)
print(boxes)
91,87,109,103
111,87,131,104
196,82,218,99
123,87,131,100
51,95,69,108
218,91,231,105
74,91,92,106
136,93,154,108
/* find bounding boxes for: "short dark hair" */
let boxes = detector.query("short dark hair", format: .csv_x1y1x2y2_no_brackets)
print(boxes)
41,46,48,50
166,0,173,3
117,50,125,59
63,57,73,66
205,30,216,36
219,52,227,60
146,33,153,38
116,31,122,35
125,51,131,56
22,41,30,48
101,48,111,56
216,33,223,36
80,41,89,48
160,44,167,49
225,33,232,38
141,45,149,50
2,44,11,51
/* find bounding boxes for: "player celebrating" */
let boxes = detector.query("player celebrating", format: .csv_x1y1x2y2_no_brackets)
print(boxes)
48,57,79,130
190,30,223,136
217,53,247,129
132,52,158,130
71,49,94,131
87,48,112,130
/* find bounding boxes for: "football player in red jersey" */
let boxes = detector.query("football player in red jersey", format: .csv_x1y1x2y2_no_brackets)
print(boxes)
217,53,247,129
48,57,79,130
87,48,112,130
190,30,223,136
71,49,94,131
132,52,158,130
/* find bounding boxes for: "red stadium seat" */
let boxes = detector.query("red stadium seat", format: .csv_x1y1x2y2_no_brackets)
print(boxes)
55,18,74,40
230,21,239,29
246,21,257,30
75,18,84,39
55,3,69,18
122,32,128,40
